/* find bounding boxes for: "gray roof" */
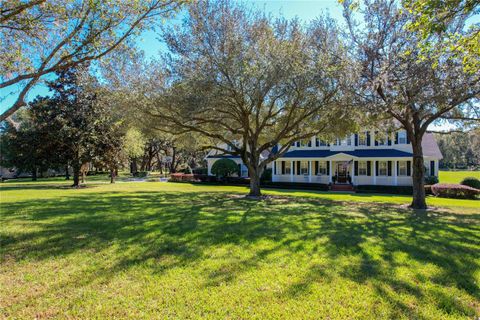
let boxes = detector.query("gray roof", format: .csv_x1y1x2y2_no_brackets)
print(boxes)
422,133,443,159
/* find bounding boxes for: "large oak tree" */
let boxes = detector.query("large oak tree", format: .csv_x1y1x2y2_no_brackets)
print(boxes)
343,0,480,209
147,0,355,196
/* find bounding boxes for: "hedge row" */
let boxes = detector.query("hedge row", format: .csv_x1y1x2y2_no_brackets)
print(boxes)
431,183,479,200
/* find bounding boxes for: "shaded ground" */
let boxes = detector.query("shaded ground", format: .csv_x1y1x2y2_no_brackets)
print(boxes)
0,182,479,319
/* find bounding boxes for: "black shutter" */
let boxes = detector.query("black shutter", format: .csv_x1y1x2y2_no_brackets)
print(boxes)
297,161,301,175
281,161,285,174
316,138,319,147
430,161,435,176
354,161,358,176
291,142,295,146
366,131,371,146
375,161,379,176
273,161,276,175
308,140,312,147
355,134,359,146
406,134,411,144
367,161,371,176
374,131,379,146
388,161,392,176
397,161,399,176
314,161,318,175
407,160,411,176
395,132,399,144
387,135,392,146
296,141,300,147
327,161,330,175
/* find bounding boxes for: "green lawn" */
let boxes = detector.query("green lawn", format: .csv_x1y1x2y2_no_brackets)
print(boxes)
439,170,480,184
1,181,479,319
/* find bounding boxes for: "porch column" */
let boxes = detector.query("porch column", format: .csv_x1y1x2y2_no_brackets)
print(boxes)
329,160,333,183
290,160,294,183
393,160,398,186
309,160,312,183
351,161,355,185
373,160,376,185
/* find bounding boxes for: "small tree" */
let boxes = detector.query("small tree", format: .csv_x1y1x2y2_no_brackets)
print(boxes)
211,159,239,179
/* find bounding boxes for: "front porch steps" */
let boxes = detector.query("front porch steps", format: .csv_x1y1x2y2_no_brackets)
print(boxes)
330,184,355,192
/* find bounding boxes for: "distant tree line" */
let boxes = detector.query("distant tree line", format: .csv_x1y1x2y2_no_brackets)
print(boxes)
435,130,480,169
0,66,206,186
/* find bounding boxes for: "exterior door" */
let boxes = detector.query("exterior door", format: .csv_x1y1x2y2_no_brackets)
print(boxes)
337,163,348,183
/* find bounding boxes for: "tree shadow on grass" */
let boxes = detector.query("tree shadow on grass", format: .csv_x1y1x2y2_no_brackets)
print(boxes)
1,190,479,317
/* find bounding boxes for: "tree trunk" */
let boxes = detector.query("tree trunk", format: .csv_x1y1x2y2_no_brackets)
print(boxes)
72,163,80,187
110,168,116,184
32,168,37,181
248,167,262,197
170,147,177,173
65,164,70,180
410,137,427,209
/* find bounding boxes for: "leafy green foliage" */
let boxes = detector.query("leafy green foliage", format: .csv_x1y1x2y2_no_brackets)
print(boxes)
211,159,239,178
460,177,480,189
424,175,439,185
0,0,187,120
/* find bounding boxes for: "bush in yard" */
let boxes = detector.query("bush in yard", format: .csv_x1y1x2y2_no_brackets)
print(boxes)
260,168,272,183
424,175,439,185
211,159,238,178
133,171,149,178
460,177,480,190
431,183,480,199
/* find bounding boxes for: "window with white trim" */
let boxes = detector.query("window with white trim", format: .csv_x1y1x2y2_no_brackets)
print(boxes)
398,161,408,176
300,161,309,175
317,161,327,175
299,139,310,147
398,131,407,144
284,161,291,174
378,161,388,176
358,161,367,176
358,132,367,146
317,138,328,146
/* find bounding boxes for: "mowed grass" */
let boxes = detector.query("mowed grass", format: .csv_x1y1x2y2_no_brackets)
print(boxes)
1,181,479,319
439,170,480,184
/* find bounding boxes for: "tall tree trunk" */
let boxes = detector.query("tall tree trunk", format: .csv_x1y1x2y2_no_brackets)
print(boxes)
110,168,116,184
65,164,70,180
410,137,427,209
131,158,138,175
72,162,80,187
32,167,37,181
170,147,177,173
248,166,262,197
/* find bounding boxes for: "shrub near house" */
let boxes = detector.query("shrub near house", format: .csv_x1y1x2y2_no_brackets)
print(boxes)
431,184,480,199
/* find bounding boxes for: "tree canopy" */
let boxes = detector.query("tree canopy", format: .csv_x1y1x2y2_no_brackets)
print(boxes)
0,0,187,121
145,0,356,196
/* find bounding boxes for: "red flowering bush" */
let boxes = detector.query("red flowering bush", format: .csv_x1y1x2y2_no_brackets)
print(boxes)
169,173,216,183
431,183,480,200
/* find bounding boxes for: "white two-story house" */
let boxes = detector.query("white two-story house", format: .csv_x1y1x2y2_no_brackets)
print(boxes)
206,130,442,187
